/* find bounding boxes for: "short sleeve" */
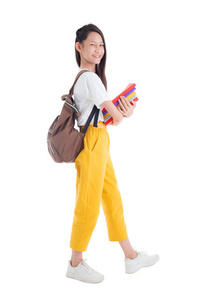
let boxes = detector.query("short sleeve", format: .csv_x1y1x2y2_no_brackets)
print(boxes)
84,72,110,108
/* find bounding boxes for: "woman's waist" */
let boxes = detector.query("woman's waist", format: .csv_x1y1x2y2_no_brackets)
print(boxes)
77,110,104,125
79,121,106,132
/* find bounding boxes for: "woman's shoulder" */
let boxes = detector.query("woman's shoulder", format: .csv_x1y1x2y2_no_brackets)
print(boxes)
75,70,103,90
78,70,100,82
74,69,109,104
74,69,107,97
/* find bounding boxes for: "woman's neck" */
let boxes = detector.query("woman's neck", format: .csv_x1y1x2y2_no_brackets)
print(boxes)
80,63,95,73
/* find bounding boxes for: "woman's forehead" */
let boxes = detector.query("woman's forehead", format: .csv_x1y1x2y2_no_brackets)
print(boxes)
86,31,103,43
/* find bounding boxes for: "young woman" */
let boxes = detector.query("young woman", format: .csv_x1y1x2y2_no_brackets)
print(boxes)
66,24,159,283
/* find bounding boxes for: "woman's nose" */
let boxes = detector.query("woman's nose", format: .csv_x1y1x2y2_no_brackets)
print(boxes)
95,45,101,52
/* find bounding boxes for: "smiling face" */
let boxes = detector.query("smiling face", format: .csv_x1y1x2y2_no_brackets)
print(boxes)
75,31,105,72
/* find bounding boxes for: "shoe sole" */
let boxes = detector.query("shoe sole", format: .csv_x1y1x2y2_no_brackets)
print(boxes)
66,273,104,284
125,256,159,274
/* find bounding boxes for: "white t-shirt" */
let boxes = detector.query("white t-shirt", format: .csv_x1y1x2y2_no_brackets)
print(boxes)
74,69,110,126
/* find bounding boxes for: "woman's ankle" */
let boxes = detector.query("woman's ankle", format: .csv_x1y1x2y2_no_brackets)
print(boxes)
71,249,83,267
125,250,138,260
119,238,138,259
71,258,83,267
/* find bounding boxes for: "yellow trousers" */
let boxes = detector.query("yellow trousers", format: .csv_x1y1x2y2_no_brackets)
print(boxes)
70,122,128,252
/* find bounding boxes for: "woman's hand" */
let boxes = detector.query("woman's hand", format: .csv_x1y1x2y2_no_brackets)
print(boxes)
118,96,137,118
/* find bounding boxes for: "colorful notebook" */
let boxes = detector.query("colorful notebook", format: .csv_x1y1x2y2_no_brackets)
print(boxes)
102,83,139,125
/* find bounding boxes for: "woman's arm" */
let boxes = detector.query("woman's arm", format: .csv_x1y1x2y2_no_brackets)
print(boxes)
100,96,137,126
100,100,123,125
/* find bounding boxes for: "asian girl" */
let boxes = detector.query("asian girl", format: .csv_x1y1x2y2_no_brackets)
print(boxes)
66,24,159,283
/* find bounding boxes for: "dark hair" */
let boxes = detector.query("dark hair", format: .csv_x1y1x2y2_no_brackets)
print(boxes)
75,24,107,90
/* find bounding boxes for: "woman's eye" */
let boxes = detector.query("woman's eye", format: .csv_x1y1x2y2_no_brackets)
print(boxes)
90,43,104,47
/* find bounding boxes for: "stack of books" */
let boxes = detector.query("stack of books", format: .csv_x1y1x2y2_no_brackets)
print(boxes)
102,83,139,125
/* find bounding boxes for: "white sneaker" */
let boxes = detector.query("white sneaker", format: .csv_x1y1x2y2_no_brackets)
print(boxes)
125,251,159,274
66,260,104,283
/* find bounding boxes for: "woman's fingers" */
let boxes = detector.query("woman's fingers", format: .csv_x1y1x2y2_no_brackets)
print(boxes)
118,96,137,117
118,96,130,111
118,98,128,116
118,106,123,115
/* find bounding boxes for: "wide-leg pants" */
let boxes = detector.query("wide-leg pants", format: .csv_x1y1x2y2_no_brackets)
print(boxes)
70,122,128,252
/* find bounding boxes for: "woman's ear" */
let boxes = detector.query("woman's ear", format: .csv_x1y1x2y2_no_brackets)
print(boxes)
75,42,82,53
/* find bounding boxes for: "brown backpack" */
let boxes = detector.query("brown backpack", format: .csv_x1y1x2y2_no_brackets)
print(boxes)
47,70,99,163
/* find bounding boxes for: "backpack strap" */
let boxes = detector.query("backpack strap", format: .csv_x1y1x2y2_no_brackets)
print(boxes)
93,108,100,127
61,69,90,101
69,69,90,95
69,69,100,129
81,106,99,134
61,69,101,131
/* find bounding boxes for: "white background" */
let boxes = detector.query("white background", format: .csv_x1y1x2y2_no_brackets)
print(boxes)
1,0,200,299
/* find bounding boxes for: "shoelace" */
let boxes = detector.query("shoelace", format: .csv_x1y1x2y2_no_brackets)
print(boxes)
79,259,93,274
133,247,147,256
